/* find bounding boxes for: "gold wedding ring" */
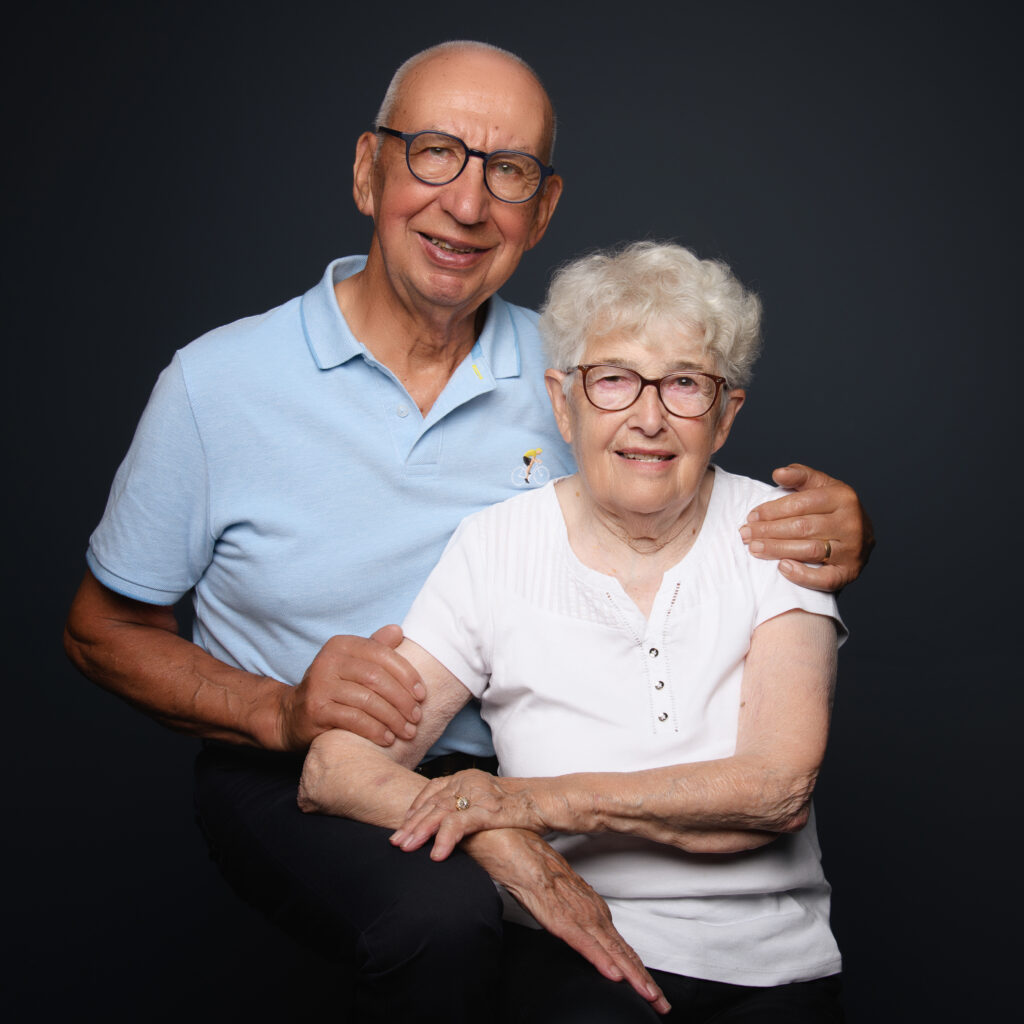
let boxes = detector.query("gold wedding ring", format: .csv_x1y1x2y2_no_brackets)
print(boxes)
822,539,832,563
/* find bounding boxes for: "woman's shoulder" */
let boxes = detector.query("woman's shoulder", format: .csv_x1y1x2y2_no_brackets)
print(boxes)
710,466,788,521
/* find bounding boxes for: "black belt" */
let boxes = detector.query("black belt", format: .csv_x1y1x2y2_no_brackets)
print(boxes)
415,752,499,779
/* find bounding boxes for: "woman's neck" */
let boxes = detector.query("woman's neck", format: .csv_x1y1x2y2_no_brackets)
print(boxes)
555,468,715,619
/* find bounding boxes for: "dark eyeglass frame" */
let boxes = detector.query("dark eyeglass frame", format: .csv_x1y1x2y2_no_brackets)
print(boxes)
575,364,729,419
375,125,555,204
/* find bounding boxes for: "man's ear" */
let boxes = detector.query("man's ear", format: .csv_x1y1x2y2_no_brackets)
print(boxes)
544,369,573,444
352,131,378,218
526,174,563,251
712,388,746,455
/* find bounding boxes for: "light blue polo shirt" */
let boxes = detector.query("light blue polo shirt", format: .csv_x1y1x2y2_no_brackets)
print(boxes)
87,257,575,756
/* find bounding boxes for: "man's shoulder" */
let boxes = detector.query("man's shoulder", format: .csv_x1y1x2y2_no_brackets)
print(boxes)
179,294,304,368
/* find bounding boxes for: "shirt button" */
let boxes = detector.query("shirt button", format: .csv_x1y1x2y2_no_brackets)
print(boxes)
654,680,665,690
648,648,659,657
658,712,669,722
396,404,410,418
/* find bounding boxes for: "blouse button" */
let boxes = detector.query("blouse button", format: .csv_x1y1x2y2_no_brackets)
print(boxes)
648,648,659,657
397,404,410,418
654,680,665,690
658,712,669,722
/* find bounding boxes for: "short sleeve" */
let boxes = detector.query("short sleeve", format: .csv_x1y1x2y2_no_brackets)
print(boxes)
402,517,493,698
753,565,848,647
86,354,214,604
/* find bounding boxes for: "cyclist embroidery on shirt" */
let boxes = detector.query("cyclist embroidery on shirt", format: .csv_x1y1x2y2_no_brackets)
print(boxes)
511,448,550,486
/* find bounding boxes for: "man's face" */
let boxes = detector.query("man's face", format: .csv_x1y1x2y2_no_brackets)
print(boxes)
356,49,562,321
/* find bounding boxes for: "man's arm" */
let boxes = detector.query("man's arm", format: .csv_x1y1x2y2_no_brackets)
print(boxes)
739,463,875,592
392,609,836,859
64,569,425,752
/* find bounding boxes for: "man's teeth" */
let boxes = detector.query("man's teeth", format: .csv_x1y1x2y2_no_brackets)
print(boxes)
430,237,475,254
620,453,672,461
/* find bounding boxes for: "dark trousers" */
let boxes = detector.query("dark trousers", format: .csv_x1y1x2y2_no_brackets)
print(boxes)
501,924,845,1024
193,742,503,1023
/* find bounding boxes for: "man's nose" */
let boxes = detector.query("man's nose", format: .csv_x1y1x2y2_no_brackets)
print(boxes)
439,156,491,224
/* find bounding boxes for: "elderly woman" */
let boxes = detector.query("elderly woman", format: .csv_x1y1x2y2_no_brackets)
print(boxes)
300,242,846,1022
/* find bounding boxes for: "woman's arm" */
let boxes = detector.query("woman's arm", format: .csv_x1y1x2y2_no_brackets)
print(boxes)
392,609,837,859
297,639,670,1013
297,639,472,822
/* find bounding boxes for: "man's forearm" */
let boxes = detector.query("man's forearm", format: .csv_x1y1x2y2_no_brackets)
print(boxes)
64,571,288,748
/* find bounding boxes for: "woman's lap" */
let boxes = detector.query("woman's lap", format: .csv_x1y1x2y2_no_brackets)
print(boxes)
500,923,844,1024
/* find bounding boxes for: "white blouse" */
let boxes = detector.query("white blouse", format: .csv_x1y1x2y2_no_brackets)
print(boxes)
403,467,846,985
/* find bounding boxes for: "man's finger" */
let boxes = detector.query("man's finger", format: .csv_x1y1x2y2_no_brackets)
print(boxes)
778,559,849,593
771,462,835,491
745,537,834,563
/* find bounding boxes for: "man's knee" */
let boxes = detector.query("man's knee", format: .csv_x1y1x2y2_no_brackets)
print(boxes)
359,847,502,972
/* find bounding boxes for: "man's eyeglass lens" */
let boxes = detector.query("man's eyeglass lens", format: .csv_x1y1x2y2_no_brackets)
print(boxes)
580,365,724,418
400,130,546,202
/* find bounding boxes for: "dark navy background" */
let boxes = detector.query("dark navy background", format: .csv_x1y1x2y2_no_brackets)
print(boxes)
7,3,1017,1019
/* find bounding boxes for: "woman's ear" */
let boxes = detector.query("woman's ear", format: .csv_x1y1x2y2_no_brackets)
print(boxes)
544,370,573,445
711,388,746,454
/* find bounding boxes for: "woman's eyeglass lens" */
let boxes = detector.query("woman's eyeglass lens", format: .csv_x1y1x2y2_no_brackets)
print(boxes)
578,365,726,419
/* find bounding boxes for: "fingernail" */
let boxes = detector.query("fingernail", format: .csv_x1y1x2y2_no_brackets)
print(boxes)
404,723,417,738
749,540,765,554
383,730,395,744
738,525,752,541
747,510,760,522
779,559,795,573
410,705,422,722
413,683,426,699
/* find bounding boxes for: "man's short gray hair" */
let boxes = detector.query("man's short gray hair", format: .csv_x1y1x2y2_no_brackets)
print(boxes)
374,40,556,161
538,241,763,389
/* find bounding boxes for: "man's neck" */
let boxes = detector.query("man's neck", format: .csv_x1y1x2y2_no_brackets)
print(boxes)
334,267,485,416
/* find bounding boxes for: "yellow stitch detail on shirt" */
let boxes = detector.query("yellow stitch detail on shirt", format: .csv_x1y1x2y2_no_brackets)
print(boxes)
472,364,483,379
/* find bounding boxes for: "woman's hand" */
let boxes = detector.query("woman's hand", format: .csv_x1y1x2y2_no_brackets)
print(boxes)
464,829,671,1015
390,769,548,859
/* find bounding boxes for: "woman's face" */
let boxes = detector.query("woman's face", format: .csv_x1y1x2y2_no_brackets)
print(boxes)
544,323,745,524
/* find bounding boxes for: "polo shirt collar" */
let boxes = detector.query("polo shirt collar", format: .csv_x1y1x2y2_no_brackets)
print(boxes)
300,256,522,379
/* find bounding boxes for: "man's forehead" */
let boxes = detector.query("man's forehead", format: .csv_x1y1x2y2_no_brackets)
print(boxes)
393,50,552,145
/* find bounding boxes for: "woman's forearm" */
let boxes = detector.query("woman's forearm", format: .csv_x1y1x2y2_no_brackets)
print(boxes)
394,610,837,858
298,729,428,827
396,759,808,858
524,755,818,847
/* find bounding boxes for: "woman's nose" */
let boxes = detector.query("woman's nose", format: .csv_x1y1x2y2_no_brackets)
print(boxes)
628,382,667,431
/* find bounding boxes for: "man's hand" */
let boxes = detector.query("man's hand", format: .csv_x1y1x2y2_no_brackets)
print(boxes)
276,626,426,752
465,829,670,1015
739,463,875,592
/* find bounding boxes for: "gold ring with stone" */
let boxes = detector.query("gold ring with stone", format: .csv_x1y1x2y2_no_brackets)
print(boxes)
455,795,470,811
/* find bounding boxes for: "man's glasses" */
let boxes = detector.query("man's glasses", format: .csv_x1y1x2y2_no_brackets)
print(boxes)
575,364,728,419
375,126,555,204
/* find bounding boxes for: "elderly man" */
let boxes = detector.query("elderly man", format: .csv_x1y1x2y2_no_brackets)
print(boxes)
65,41,872,1022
